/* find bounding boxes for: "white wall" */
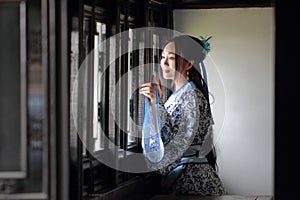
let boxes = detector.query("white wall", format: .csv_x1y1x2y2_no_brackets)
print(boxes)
174,8,274,196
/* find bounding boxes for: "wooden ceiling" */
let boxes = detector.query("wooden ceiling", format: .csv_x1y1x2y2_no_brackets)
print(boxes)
149,0,274,9
176,0,273,8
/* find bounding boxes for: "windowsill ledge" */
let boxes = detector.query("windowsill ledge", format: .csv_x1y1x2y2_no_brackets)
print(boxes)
149,195,274,200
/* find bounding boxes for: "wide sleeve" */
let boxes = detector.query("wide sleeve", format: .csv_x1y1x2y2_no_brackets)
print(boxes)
148,90,202,175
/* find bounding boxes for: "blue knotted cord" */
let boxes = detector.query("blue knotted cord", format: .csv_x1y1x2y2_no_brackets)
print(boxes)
142,84,164,163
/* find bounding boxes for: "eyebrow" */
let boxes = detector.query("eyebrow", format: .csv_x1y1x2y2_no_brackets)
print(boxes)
161,51,175,56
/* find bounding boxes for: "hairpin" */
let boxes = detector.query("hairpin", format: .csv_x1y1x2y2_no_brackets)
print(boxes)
200,36,212,54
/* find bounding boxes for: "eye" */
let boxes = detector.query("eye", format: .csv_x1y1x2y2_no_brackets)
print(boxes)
160,55,165,60
169,56,175,61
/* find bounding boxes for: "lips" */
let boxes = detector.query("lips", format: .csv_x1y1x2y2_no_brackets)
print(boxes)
164,69,170,73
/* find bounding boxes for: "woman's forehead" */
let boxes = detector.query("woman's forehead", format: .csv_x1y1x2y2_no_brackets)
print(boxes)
162,42,175,54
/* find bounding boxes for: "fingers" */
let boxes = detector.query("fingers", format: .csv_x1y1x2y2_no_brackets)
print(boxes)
139,83,156,103
139,83,153,96
140,82,152,88
139,84,153,94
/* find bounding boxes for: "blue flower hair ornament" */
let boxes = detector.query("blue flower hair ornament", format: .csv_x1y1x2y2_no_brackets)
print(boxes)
200,35,212,55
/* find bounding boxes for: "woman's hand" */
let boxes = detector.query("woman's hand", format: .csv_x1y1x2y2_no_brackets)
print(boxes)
139,82,155,104
139,76,162,104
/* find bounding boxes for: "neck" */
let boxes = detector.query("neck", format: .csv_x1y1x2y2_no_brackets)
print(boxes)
174,76,188,91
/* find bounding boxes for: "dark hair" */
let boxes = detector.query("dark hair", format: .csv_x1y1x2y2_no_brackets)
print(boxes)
163,35,218,171
173,35,209,100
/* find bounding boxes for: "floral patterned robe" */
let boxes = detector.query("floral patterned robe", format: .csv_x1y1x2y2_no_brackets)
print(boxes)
145,81,226,195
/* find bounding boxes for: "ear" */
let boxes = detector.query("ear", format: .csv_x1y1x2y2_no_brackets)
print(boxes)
185,60,194,70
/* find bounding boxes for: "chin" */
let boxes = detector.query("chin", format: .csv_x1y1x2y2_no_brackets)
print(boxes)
163,74,174,80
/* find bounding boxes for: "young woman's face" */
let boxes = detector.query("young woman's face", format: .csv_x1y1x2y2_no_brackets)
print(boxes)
160,42,176,80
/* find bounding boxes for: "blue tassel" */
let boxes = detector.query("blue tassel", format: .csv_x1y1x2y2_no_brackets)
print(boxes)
142,84,164,163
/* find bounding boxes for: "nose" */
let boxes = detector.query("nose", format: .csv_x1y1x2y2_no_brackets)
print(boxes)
162,57,169,66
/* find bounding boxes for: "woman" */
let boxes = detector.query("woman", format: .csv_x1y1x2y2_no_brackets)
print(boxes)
139,34,226,195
